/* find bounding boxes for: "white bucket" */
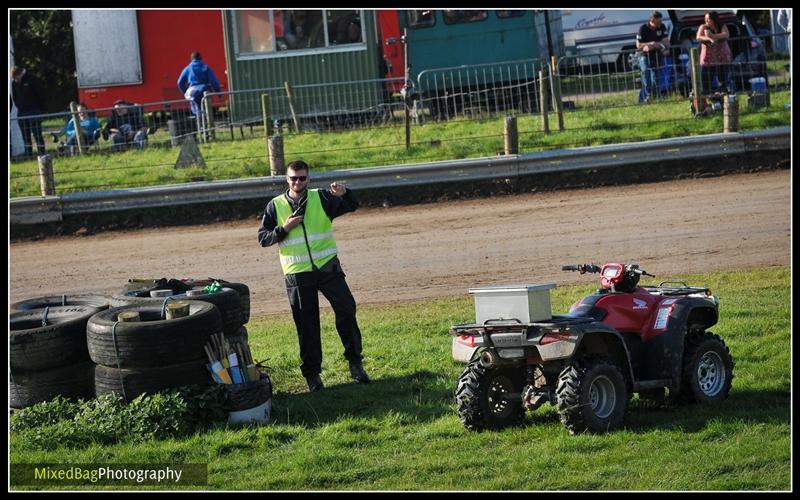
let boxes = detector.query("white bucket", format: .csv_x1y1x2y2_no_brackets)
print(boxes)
749,77,766,92
228,398,272,425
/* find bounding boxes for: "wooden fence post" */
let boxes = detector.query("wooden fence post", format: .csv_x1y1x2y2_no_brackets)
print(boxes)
38,154,56,196
690,47,703,114
68,101,84,155
504,116,518,155
261,93,273,137
550,56,564,131
723,94,739,133
269,135,285,176
284,81,302,133
539,70,549,134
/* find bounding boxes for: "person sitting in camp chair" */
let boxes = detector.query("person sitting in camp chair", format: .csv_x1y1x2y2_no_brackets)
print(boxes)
65,103,102,154
55,103,103,155
105,99,155,152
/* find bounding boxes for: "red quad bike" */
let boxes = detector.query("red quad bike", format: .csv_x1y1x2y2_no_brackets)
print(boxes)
451,262,734,434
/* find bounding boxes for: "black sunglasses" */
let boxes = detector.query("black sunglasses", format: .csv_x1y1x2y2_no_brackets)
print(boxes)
288,176,307,182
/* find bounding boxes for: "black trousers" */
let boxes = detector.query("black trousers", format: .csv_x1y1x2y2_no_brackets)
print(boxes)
285,269,363,378
19,115,45,156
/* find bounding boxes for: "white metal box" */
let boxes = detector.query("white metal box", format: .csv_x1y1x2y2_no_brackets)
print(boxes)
468,283,556,324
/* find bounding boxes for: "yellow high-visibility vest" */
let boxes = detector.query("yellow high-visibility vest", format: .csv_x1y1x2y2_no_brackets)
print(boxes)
273,189,337,274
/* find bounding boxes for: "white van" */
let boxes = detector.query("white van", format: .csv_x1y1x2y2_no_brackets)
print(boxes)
561,9,671,69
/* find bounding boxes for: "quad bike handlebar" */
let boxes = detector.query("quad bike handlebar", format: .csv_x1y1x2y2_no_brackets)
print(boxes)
631,266,656,278
561,264,602,274
562,263,656,278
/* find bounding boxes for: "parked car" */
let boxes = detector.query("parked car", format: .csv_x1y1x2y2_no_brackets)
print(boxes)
668,10,768,94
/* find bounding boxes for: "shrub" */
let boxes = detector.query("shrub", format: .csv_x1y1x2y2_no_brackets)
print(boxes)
10,385,229,450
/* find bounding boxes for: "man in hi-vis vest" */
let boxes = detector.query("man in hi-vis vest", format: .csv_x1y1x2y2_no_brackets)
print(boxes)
258,160,369,392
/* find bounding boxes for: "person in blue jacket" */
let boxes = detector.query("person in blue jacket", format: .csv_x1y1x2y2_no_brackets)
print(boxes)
62,103,103,154
177,51,222,116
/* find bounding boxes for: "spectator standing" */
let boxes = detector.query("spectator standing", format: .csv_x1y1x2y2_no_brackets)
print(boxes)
10,66,46,156
177,51,222,117
777,8,791,58
696,11,732,95
105,100,150,152
777,8,791,105
636,11,670,102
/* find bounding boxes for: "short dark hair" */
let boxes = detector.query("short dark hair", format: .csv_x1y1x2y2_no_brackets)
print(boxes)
650,10,663,20
191,51,202,60
287,160,310,172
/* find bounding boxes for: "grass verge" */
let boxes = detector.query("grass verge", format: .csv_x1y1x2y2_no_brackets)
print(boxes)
9,90,790,198
9,265,790,491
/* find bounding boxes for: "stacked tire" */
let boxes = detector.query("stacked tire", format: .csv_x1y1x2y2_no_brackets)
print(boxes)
87,302,223,401
115,277,251,342
113,278,249,337
9,295,112,408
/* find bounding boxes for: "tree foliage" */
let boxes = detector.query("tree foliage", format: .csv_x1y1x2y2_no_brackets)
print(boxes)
10,10,77,113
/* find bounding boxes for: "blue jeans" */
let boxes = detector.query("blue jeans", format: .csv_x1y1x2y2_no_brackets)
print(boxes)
638,55,659,102
185,84,207,117
111,130,148,152
700,64,732,95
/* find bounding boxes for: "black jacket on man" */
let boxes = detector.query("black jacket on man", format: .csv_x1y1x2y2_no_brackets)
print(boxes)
11,75,44,115
257,185,363,379
257,187,359,252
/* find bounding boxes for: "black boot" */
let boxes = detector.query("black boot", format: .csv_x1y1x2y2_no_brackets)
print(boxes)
349,363,371,384
305,374,324,393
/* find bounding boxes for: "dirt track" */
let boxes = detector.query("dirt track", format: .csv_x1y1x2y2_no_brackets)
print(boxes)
9,170,790,317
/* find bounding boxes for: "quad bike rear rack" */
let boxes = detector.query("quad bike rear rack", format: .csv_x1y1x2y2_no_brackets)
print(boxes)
642,282,710,296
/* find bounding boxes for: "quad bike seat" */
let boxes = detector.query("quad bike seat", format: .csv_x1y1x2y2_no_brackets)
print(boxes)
547,314,596,324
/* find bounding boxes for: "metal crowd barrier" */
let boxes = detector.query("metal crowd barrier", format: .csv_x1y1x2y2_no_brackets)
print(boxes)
415,58,549,120
200,77,406,137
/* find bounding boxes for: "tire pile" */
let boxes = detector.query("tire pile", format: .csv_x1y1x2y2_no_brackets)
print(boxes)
9,278,251,408
10,295,110,409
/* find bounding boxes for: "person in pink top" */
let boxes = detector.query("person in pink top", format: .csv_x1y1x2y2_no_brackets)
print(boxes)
696,11,732,94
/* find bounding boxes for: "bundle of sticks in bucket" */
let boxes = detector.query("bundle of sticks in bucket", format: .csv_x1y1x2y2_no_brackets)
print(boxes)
204,333,259,384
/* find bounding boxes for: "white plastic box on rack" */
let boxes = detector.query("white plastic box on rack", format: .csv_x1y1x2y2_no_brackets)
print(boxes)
468,283,556,324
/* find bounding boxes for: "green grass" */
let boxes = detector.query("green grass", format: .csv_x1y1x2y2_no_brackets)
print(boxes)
10,266,790,491
9,90,790,198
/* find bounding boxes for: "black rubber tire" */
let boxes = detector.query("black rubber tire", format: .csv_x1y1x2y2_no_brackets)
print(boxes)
86,302,222,367
10,361,95,409
226,325,249,345
199,279,250,325
110,287,244,335
120,278,250,325
94,358,213,402
10,294,112,313
10,306,99,372
456,359,525,431
677,331,734,404
556,356,629,434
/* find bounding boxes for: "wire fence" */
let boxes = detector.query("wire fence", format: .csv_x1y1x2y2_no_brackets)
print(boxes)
9,32,790,197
